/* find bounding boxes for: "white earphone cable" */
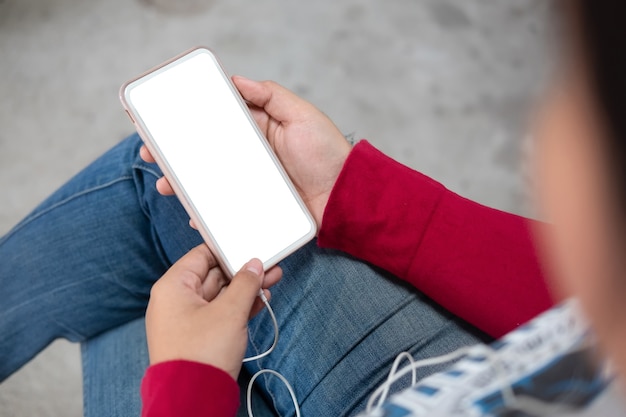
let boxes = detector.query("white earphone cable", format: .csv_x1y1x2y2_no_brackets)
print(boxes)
247,369,301,417
243,290,279,363
366,347,473,413
244,292,301,417
242,292,580,417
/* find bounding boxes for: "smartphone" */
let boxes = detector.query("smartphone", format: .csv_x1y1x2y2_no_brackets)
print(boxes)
120,47,316,277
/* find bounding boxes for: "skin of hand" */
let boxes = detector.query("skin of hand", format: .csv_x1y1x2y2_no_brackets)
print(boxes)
145,244,282,380
140,77,352,229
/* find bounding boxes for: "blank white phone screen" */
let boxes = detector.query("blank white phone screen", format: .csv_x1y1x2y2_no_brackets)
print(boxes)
125,49,314,274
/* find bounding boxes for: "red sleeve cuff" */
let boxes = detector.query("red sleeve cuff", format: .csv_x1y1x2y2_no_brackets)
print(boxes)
318,140,446,278
141,360,240,417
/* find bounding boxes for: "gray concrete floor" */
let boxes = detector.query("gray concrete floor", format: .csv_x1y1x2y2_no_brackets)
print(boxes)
0,0,551,415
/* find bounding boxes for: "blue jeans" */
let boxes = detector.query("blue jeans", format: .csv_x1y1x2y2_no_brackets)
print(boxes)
0,134,489,416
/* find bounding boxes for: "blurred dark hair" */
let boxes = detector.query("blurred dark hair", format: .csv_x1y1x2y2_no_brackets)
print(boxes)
577,1,626,206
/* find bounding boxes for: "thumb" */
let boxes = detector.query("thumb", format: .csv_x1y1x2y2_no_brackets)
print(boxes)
221,258,264,314
232,76,309,123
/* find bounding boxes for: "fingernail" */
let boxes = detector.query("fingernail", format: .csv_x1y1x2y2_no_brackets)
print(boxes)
245,259,263,276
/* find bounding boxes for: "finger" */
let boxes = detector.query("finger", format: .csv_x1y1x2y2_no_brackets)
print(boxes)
156,177,175,195
164,244,218,288
220,259,264,313
140,146,174,195
262,265,282,289
232,76,310,124
201,265,229,301
247,104,271,133
140,145,157,163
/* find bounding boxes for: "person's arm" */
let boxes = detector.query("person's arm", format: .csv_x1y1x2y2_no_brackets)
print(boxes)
318,141,554,338
141,361,239,417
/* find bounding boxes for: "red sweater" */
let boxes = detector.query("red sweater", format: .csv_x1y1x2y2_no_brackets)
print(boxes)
141,141,554,417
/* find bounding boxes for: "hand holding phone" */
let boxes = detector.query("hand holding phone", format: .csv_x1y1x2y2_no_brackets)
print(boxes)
141,76,353,229
145,244,281,379
232,76,352,228
121,47,319,277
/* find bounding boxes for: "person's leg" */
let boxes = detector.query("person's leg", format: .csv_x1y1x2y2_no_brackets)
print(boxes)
0,133,202,381
244,243,492,417
81,318,148,417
